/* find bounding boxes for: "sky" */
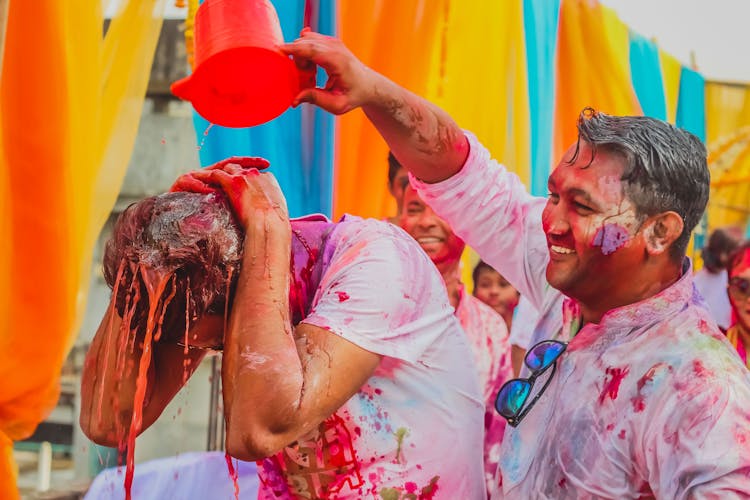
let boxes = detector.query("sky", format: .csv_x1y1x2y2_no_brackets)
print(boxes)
601,0,750,83
113,0,750,84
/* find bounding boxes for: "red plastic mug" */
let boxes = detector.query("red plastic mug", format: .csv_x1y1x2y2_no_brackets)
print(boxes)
171,0,306,128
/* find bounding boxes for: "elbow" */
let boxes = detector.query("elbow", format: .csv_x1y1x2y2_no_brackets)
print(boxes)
225,426,291,462
79,415,119,448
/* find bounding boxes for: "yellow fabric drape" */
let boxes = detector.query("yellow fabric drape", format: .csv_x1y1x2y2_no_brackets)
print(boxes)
335,1,445,220
705,82,750,231
659,49,682,124
553,0,642,164
425,0,530,184
0,1,163,496
422,0,531,290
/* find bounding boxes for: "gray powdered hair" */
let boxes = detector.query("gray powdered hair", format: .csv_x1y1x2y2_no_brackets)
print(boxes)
566,108,709,260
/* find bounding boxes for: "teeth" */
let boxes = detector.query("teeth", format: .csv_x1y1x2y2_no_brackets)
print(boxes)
418,237,441,243
551,245,575,255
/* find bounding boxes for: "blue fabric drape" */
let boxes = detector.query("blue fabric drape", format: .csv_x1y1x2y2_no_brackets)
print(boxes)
192,0,336,218
523,0,561,196
629,32,667,121
675,66,706,142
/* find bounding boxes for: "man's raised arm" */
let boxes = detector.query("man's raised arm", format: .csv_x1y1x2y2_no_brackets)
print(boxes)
282,31,469,184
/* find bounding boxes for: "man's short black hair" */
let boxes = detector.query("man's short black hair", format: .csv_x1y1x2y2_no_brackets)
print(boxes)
567,108,710,261
388,151,403,186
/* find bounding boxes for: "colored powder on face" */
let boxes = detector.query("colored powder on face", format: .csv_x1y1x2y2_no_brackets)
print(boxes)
592,223,630,255
598,366,630,405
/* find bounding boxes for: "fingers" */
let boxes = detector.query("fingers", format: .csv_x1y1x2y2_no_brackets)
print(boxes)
292,88,350,114
204,156,270,171
170,173,220,194
281,35,338,67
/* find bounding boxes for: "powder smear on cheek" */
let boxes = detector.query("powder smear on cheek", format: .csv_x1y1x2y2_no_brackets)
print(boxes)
591,223,630,255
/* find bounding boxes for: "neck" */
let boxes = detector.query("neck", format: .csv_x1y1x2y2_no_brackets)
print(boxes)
579,258,682,324
438,260,462,309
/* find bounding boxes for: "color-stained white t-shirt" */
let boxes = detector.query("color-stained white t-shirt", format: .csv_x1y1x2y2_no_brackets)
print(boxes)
413,132,750,499
257,215,486,499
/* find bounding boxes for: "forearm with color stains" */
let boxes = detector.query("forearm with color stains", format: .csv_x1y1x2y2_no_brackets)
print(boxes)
222,210,304,460
79,303,205,446
361,71,470,184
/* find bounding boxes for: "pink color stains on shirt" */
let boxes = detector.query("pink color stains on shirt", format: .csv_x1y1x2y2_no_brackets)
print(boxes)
260,413,364,498
631,363,672,413
599,366,630,404
692,359,713,378
592,223,630,255
336,291,350,302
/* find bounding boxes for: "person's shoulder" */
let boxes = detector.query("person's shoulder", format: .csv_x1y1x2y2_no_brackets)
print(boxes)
334,214,419,247
643,309,746,381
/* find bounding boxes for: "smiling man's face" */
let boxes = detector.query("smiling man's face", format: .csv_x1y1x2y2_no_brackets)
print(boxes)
542,142,647,304
400,185,465,269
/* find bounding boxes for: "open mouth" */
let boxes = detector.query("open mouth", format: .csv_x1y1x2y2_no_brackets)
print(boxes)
550,245,575,255
417,237,443,244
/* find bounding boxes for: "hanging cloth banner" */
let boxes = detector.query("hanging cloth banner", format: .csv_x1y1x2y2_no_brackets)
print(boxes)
524,0,561,197
676,67,706,142
659,49,682,124
420,0,532,289
334,0,445,220
0,1,164,496
629,32,667,121
553,0,642,164
425,0,531,187
190,0,337,218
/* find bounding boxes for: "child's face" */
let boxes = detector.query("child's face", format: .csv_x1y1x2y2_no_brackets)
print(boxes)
473,268,520,320
729,250,750,331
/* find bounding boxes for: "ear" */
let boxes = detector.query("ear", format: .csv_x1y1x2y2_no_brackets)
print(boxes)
642,212,684,256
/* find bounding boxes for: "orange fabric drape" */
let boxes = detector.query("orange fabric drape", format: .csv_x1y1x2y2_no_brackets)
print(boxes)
0,1,163,495
334,1,445,219
553,0,642,164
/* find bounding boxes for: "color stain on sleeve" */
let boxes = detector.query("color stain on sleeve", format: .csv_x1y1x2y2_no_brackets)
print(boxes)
336,291,350,302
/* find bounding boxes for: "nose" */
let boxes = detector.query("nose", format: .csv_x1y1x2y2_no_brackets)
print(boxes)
542,201,570,236
417,210,438,230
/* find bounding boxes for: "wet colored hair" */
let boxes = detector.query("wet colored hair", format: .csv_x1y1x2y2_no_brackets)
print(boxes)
728,241,750,275
567,108,709,261
388,151,404,186
103,191,243,340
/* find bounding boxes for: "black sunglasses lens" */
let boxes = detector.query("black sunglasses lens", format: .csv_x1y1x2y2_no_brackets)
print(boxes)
495,379,532,418
525,340,566,371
